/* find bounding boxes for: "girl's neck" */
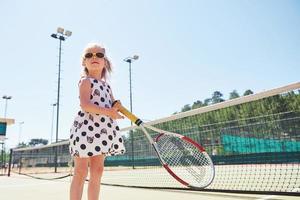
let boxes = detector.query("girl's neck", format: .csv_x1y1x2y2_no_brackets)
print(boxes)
87,72,102,81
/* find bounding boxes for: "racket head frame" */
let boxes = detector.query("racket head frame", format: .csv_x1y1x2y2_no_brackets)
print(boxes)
143,123,215,189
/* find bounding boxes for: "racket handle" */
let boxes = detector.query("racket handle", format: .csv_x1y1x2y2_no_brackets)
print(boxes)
112,100,143,126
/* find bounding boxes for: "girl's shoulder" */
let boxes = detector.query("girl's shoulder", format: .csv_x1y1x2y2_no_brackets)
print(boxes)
78,76,91,85
78,76,112,89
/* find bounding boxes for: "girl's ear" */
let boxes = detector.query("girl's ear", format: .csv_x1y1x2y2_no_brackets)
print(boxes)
82,59,86,67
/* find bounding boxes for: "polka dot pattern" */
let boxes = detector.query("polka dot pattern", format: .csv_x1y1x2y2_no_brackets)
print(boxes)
69,77,126,158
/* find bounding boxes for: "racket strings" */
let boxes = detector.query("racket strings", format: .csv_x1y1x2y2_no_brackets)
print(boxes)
155,134,214,188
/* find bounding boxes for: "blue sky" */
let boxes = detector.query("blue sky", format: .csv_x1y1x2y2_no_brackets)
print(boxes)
1,0,299,149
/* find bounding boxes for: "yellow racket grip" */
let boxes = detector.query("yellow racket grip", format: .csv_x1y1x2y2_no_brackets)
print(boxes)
112,100,143,126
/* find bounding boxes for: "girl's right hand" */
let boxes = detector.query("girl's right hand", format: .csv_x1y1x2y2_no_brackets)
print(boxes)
108,108,124,120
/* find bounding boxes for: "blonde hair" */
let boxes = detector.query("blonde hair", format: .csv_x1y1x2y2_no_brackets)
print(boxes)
81,42,112,80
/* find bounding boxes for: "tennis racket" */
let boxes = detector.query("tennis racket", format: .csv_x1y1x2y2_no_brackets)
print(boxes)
112,101,215,189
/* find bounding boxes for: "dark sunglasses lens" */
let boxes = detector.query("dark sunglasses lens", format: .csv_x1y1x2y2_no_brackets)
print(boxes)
85,53,93,58
96,53,104,58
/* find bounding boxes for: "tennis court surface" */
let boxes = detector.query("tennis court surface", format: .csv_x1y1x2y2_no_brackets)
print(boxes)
0,173,299,200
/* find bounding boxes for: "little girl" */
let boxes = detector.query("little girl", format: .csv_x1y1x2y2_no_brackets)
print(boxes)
69,43,125,200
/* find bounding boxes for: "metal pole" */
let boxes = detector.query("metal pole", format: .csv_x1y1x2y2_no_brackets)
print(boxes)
1,143,3,175
3,143,5,175
2,96,12,118
51,28,71,172
51,104,56,144
54,38,62,173
8,148,12,177
129,60,133,113
128,60,135,169
2,96,11,175
18,122,24,145
3,99,8,118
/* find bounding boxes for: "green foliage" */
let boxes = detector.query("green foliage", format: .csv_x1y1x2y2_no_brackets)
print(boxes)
16,142,29,148
28,138,48,146
211,91,225,104
181,104,192,112
191,100,203,109
229,90,240,99
244,89,254,96
15,139,49,149
179,89,253,113
204,98,211,106
166,89,300,155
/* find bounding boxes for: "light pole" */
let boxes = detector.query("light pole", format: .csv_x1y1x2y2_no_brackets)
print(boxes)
0,141,4,175
18,121,24,145
51,27,72,173
50,103,57,144
123,55,139,169
2,95,12,118
2,95,12,175
123,55,139,114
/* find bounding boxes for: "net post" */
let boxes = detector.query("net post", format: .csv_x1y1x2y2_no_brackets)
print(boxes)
130,129,135,169
18,156,22,174
54,145,58,173
7,148,12,177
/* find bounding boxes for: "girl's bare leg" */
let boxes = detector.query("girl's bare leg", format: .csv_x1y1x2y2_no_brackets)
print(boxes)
70,157,89,200
88,155,105,200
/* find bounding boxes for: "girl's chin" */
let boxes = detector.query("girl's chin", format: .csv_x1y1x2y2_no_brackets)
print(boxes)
87,67,103,73
88,65,103,70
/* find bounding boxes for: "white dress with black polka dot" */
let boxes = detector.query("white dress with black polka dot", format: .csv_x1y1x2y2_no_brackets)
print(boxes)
69,77,126,158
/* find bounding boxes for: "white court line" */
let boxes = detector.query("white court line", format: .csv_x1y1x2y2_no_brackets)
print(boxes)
0,181,58,189
256,195,276,200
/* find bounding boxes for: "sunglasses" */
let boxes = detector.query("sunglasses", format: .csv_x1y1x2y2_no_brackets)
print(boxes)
84,52,105,59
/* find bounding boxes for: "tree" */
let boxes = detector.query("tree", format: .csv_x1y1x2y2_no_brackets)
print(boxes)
243,89,254,96
16,142,28,148
229,90,240,99
211,91,224,104
204,98,212,106
192,100,204,109
28,138,48,146
181,104,192,112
